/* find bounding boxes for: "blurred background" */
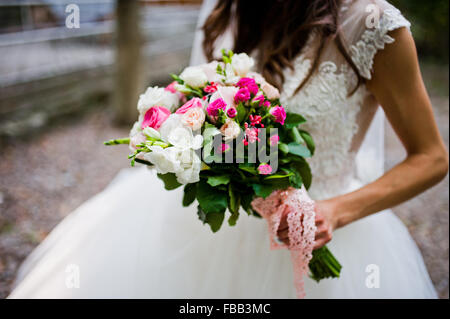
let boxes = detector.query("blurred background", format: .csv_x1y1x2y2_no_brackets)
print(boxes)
0,0,448,298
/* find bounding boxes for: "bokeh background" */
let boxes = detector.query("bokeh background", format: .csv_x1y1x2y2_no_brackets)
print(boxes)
0,0,448,298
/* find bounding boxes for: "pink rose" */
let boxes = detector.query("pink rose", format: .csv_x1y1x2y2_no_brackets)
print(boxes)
261,82,280,100
176,97,203,114
258,163,272,175
234,88,251,103
269,134,280,146
141,106,171,130
181,107,205,131
210,86,239,108
236,77,258,95
165,81,178,93
207,98,227,117
270,106,286,125
245,127,259,143
252,94,265,107
227,107,237,118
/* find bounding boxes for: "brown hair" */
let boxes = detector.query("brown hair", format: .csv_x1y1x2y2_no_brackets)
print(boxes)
202,0,362,95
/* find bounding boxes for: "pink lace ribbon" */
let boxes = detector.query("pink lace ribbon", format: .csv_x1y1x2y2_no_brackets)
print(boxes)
251,186,316,298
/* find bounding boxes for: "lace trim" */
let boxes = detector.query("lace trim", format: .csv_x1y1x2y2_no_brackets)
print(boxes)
350,8,411,80
251,187,316,298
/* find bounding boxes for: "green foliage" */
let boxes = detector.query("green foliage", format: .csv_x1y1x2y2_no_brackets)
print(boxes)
157,173,182,190
196,180,228,215
182,183,197,207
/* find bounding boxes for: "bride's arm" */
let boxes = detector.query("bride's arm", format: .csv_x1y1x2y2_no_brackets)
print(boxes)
316,28,448,248
278,28,448,249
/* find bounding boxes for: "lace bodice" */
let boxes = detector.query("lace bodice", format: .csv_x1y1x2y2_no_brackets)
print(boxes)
192,0,411,200
279,0,410,199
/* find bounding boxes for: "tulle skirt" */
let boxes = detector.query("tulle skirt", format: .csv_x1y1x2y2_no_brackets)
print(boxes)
9,167,437,298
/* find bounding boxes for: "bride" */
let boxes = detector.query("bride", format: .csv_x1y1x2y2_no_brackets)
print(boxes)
9,0,448,298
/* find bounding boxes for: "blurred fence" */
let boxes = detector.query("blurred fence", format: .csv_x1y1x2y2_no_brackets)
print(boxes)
0,0,201,138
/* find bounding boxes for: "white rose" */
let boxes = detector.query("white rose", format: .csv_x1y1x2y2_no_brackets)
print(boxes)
137,87,179,114
175,149,201,184
159,114,182,143
160,113,203,149
181,107,206,131
199,61,223,83
231,53,254,77
145,146,181,174
180,66,208,88
220,119,241,141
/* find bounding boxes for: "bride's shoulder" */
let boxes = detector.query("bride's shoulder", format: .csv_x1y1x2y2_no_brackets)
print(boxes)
338,0,411,80
339,0,410,31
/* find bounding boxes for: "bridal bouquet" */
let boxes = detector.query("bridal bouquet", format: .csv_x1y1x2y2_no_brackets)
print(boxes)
105,50,341,296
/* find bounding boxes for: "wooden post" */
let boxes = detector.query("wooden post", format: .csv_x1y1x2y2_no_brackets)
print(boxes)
113,0,143,124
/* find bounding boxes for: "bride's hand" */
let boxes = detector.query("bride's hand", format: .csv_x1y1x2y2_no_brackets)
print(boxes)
276,199,339,249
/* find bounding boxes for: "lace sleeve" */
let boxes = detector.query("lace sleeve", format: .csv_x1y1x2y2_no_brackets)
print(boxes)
341,0,411,80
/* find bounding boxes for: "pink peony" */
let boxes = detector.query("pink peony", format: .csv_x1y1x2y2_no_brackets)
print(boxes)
207,98,227,116
236,77,259,95
181,107,205,131
234,88,251,103
258,163,273,175
141,106,171,130
175,97,203,114
227,107,237,118
270,106,286,125
270,134,280,146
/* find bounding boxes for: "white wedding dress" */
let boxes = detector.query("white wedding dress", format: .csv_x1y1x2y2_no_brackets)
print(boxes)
9,0,437,299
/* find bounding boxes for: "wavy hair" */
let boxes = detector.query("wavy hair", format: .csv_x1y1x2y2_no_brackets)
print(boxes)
202,0,362,95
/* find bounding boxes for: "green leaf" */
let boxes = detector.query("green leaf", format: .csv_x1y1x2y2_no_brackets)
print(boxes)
197,180,228,214
241,192,254,215
263,173,293,180
278,142,289,154
157,173,182,190
300,130,315,155
284,112,306,129
291,159,312,189
198,206,225,233
288,142,312,158
170,73,184,84
238,163,258,175
228,185,240,226
252,184,276,199
207,175,230,187
236,102,247,123
182,183,197,207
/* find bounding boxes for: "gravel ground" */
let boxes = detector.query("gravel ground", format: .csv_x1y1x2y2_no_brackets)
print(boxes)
0,67,448,299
